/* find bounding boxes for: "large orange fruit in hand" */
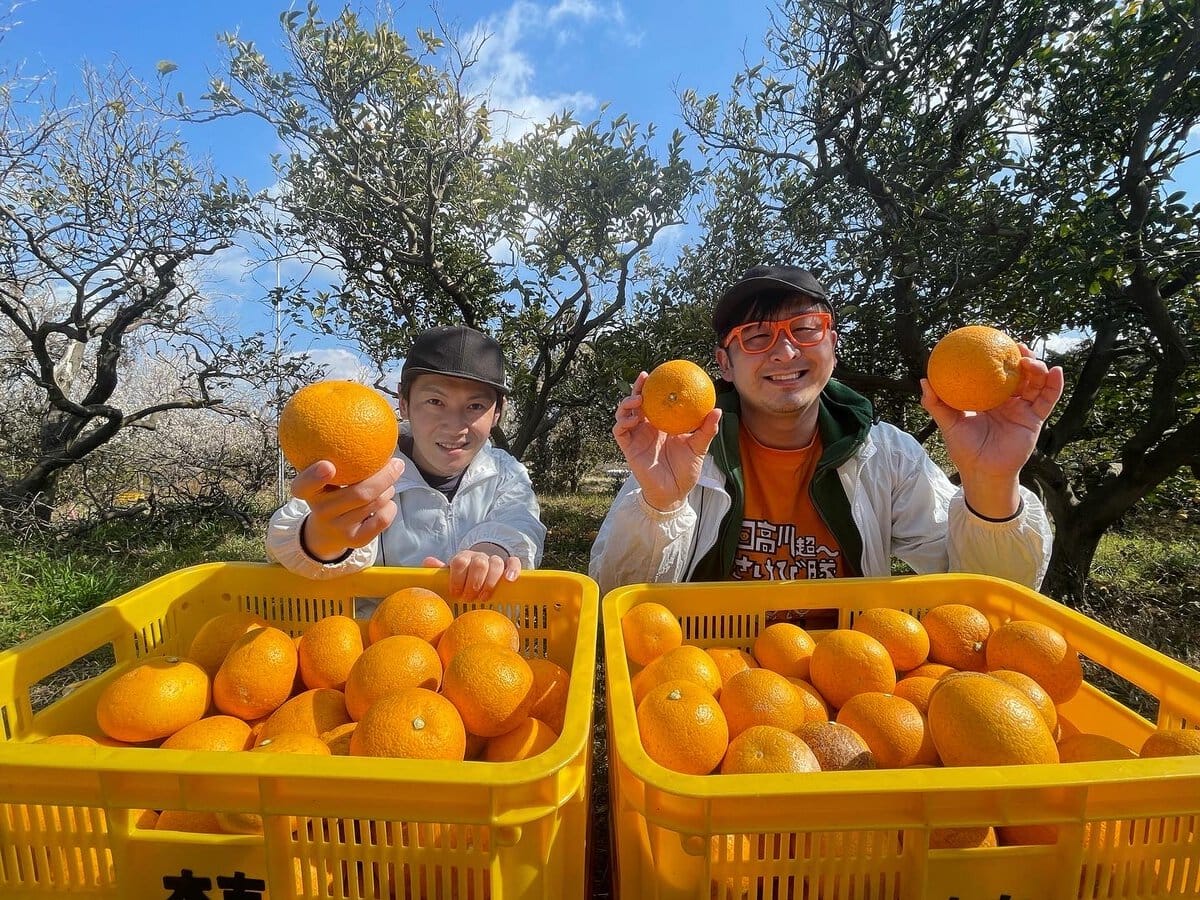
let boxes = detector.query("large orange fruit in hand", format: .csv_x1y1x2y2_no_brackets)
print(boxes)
926,325,1023,412
720,725,820,775
985,620,1082,704
97,657,210,743
212,626,298,721
277,380,399,485
636,679,729,775
369,587,454,646
350,688,466,760
344,635,442,721
441,643,534,737
436,608,520,668
621,601,683,667
641,359,716,435
926,672,1058,767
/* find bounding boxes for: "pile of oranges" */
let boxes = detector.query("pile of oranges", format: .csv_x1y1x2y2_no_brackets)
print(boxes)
621,600,1199,846
38,587,570,835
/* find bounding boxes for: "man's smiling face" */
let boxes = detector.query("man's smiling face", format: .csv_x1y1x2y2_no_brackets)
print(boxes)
399,374,501,477
716,299,838,421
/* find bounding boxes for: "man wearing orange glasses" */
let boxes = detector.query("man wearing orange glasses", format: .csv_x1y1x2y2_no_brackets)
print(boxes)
589,265,1064,610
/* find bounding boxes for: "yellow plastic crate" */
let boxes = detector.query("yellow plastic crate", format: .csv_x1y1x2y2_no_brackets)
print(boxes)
0,561,599,900
603,574,1200,900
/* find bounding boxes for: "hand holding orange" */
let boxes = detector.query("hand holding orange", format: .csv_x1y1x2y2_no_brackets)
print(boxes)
278,380,399,485
926,326,1022,412
641,359,716,435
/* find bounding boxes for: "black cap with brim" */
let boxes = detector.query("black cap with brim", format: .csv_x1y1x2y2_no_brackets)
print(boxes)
401,325,509,395
712,265,830,337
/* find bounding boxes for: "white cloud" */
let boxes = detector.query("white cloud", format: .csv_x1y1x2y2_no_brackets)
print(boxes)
294,347,368,381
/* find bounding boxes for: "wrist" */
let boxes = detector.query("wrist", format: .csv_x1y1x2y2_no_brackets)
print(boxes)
959,476,1021,521
300,516,352,563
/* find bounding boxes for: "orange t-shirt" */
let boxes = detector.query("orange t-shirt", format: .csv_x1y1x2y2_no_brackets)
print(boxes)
732,425,848,582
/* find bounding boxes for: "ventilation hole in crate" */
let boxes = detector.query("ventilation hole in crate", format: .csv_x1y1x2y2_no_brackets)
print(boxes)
29,645,116,714
1,703,11,741
1081,657,1158,721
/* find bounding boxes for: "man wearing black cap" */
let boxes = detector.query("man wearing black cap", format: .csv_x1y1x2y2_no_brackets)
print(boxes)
589,265,1063,601
268,325,545,601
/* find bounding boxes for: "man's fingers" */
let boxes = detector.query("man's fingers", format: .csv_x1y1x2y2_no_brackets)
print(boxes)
422,556,446,568
685,407,722,454
504,556,522,582
291,460,338,501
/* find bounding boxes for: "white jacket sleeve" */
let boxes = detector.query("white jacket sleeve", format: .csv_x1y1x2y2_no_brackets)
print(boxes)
947,489,1053,589
265,498,379,580
588,476,700,595
458,457,547,568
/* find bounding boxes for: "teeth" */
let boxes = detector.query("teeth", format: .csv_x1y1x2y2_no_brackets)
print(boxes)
768,372,803,382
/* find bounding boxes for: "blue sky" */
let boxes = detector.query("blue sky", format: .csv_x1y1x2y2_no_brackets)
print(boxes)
3,0,775,377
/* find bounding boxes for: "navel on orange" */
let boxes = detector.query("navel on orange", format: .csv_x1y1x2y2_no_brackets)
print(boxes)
641,359,716,435
277,380,399,485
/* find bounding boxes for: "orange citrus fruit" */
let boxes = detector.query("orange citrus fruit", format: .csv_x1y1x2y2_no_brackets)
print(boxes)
436,608,520,668
921,604,991,672
484,717,558,762
926,672,1058,766
705,647,756,685
852,608,929,672
186,610,268,676
621,601,684,667
785,678,830,723
35,734,99,747
752,622,816,679
808,629,897,709
525,657,571,734
835,691,939,768
96,657,210,743
719,725,820,775
212,626,298,721
257,688,351,743
641,359,716,435
350,688,466,760
926,325,1023,412
718,668,808,738
297,614,364,691
440,643,534,738
1057,733,1137,762
368,587,454,647
631,644,723,706
160,716,253,752
892,676,939,715
794,721,876,771
988,669,1057,733
277,380,399,485
1140,729,1200,758
986,620,1082,704
636,679,729,775
344,635,442,721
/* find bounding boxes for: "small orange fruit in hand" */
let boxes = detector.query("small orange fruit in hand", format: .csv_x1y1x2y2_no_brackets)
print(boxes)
368,587,454,646
720,725,820,775
97,657,210,743
350,688,466,761
622,601,683,667
641,359,716,435
277,380,399,485
636,679,729,775
926,325,1023,412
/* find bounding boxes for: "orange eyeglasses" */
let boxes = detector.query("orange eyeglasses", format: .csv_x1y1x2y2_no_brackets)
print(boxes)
722,311,833,354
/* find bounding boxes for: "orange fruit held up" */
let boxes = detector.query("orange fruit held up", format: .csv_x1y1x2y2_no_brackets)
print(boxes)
808,629,897,710
985,620,1083,704
440,643,535,738
277,380,399,485
621,601,684,668
525,657,571,735
96,657,211,743
852,608,930,672
719,725,821,775
795,721,876,771
350,688,466,761
835,691,939,769
484,717,558,762
636,679,729,775
1140,729,1200,758
186,610,269,676
926,672,1059,767
297,614,364,691
641,359,717,435
160,716,253,752
718,668,808,738
926,325,1023,412
436,608,520,668
344,635,443,722
368,587,455,647
212,626,299,721
752,622,816,679
921,604,991,672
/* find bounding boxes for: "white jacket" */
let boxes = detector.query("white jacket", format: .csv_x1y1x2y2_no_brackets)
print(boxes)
267,443,546,580
588,420,1053,595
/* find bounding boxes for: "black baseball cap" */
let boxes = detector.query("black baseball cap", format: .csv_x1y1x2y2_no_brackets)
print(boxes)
401,325,509,395
712,265,831,337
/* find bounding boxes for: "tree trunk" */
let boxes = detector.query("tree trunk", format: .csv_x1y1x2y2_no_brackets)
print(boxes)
1038,510,1103,606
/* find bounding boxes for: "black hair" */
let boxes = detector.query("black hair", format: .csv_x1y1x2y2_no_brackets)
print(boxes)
717,289,835,343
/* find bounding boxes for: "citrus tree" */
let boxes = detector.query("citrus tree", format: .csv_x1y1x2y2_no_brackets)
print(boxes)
674,0,1200,602
201,6,696,469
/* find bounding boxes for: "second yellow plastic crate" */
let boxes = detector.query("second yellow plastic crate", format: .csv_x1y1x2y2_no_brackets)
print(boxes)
603,574,1200,900
0,561,598,900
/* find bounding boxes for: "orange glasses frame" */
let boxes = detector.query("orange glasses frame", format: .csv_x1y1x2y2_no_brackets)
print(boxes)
722,311,833,354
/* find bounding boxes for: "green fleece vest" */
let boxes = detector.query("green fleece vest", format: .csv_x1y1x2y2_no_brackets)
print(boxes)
688,380,873,582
